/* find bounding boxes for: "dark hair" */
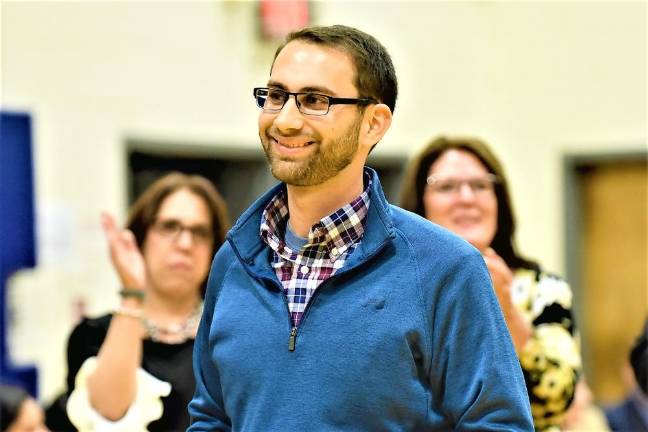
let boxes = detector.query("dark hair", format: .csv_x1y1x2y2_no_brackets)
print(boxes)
399,135,538,271
630,317,648,396
126,172,230,294
0,384,29,430
272,24,398,114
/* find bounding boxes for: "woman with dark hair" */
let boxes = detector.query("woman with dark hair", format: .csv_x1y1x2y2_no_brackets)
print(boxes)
401,136,581,430
1,384,49,432
48,172,229,431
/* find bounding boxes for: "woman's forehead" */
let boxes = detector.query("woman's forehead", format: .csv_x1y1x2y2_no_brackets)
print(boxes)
157,189,210,223
429,149,489,175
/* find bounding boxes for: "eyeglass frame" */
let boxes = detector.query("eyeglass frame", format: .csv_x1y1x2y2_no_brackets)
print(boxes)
253,87,377,116
150,218,214,246
426,173,500,194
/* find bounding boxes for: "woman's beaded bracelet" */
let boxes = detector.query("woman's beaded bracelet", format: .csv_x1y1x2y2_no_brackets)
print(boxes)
114,306,144,320
119,288,145,301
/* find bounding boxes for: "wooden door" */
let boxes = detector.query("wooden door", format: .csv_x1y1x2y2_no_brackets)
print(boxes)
578,158,647,404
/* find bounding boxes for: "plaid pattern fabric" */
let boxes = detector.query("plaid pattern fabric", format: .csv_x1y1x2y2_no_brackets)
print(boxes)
260,176,371,327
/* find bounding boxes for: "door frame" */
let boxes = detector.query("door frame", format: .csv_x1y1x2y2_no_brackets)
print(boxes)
563,148,647,378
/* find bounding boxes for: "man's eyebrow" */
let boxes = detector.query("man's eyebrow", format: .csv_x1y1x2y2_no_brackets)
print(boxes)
301,86,336,95
266,81,337,96
267,81,287,90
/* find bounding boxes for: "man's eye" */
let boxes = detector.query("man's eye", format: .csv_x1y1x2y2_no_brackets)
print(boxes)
301,93,328,107
267,90,285,102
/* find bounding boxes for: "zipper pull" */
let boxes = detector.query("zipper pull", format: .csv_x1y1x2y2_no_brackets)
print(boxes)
288,327,297,352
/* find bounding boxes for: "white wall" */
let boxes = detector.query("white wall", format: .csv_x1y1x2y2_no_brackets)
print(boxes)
2,1,645,402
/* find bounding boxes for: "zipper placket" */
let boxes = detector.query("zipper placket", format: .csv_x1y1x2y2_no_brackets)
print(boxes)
288,327,297,351
284,280,328,352
278,282,298,351
280,237,393,352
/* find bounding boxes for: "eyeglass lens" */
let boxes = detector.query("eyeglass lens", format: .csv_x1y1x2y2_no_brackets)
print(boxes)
428,176,497,194
255,88,331,115
154,219,213,244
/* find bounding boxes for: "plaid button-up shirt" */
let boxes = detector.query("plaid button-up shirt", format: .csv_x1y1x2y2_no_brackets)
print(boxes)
260,177,371,328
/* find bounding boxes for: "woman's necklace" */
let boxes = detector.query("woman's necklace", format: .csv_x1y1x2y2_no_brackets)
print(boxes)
143,302,203,344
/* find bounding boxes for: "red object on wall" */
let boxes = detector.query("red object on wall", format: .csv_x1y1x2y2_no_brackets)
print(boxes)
259,0,310,40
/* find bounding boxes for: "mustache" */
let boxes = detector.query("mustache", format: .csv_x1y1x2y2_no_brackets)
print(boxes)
266,128,316,140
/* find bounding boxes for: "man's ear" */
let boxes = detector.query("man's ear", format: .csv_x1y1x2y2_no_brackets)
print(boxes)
360,104,392,149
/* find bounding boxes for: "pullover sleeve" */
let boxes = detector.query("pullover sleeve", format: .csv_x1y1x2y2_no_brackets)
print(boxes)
428,249,534,430
188,252,232,431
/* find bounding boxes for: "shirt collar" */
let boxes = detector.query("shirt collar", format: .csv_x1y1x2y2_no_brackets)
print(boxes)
260,171,372,263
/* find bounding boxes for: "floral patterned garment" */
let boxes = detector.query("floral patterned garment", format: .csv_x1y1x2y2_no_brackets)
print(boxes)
512,268,582,431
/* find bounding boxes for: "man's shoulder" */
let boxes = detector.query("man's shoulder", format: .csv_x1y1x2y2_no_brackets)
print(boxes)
388,204,450,236
212,239,239,268
388,205,479,258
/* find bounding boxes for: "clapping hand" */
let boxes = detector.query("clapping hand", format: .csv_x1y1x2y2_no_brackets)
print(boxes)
482,247,514,310
482,247,531,352
100,212,147,292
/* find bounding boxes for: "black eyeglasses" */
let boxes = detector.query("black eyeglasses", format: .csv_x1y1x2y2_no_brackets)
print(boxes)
253,87,377,116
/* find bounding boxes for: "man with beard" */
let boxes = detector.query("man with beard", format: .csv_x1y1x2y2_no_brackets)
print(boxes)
188,25,533,430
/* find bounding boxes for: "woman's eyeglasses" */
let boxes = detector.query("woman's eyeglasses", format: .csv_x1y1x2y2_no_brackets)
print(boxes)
426,174,499,195
152,218,214,246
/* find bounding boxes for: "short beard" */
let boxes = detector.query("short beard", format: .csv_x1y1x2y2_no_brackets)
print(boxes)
262,117,362,187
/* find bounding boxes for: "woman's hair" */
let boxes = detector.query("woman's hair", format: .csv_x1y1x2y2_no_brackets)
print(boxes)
0,384,29,430
126,172,230,294
399,135,538,271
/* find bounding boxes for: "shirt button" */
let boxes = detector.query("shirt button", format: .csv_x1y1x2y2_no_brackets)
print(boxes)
300,266,310,275
331,248,339,256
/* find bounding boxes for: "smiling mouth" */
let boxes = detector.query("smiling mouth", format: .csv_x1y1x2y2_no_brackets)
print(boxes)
452,215,481,226
270,139,316,160
267,128,315,147
273,137,314,149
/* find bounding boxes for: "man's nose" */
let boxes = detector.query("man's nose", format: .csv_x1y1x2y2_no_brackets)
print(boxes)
273,95,304,132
